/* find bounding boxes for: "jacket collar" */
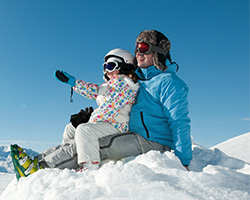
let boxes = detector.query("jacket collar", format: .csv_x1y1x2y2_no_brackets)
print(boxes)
136,66,161,80
136,61,178,80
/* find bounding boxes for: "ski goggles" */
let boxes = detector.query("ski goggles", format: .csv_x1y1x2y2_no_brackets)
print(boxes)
134,41,169,56
103,61,121,73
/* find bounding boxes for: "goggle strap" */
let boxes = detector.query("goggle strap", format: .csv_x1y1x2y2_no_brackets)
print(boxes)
151,45,169,56
105,55,125,63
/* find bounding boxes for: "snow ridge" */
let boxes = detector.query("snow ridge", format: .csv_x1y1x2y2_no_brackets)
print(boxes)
212,132,250,163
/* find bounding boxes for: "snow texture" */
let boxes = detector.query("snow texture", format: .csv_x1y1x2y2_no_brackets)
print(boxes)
211,132,250,163
0,133,250,200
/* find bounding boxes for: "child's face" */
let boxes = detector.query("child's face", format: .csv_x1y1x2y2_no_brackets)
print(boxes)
106,70,119,79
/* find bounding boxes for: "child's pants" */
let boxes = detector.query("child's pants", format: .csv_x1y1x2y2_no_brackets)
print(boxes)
62,122,119,164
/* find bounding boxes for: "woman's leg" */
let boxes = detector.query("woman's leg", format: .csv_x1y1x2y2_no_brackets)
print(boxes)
99,132,170,161
38,140,79,170
62,123,76,144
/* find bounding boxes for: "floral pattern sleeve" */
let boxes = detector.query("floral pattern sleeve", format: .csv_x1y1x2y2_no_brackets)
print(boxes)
73,79,101,100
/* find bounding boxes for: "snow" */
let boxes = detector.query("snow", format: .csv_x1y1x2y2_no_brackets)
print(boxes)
0,173,14,195
211,132,250,163
0,133,250,200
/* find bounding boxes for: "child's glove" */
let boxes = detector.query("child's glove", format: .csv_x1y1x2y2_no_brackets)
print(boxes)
54,70,76,87
70,107,94,128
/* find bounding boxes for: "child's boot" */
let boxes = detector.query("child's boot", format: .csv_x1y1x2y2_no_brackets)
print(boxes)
10,144,42,180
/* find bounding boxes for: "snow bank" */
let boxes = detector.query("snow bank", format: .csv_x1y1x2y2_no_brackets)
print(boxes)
0,173,14,195
212,132,250,163
1,143,250,200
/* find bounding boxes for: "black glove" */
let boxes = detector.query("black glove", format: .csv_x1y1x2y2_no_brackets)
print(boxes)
70,107,94,128
54,70,76,87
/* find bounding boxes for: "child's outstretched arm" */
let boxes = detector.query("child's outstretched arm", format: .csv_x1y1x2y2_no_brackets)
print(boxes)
73,79,101,101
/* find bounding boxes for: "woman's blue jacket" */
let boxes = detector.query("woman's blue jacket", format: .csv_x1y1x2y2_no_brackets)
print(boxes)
129,65,192,166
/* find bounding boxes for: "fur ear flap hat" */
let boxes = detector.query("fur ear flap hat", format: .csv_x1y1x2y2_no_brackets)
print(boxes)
135,30,171,71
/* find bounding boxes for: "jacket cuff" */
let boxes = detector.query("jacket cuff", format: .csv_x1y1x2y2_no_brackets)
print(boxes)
180,158,190,166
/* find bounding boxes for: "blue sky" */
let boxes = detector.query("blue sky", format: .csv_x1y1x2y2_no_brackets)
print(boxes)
0,0,249,152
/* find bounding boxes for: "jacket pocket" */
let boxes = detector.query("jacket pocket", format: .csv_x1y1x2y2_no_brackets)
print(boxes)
140,111,149,138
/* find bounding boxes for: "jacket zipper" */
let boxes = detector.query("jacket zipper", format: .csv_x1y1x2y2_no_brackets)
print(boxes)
140,111,149,138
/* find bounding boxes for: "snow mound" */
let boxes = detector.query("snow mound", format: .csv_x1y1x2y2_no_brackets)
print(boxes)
1,144,250,200
211,132,250,163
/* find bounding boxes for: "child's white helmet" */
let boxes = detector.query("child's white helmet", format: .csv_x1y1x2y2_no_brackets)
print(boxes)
104,48,133,65
103,49,136,75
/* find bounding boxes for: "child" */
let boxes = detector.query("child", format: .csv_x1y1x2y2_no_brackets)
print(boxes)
11,49,139,179
58,48,139,171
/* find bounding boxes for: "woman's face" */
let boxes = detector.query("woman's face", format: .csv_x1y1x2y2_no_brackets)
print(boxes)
136,52,154,68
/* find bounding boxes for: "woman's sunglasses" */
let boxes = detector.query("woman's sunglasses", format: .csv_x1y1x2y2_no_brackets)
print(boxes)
134,41,168,56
